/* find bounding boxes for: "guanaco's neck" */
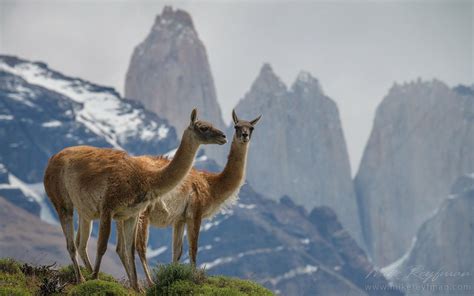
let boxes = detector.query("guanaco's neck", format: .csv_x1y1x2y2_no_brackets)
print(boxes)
151,128,199,195
213,137,249,200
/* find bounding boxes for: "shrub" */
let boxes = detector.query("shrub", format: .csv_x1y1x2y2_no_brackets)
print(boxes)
206,276,274,296
0,258,22,274
146,264,274,296
68,280,128,296
147,263,206,295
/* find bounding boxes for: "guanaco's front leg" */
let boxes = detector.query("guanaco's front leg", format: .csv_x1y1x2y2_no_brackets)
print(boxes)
136,214,154,286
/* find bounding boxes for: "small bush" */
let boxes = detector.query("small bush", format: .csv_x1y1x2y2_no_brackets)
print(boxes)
147,263,206,295
0,286,30,296
146,264,274,296
0,258,22,274
68,280,128,296
206,276,274,296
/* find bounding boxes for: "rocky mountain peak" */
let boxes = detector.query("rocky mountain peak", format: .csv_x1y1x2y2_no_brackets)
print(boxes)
156,6,194,29
223,65,363,246
125,7,224,135
356,78,474,266
250,63,287,95
292,70,323,95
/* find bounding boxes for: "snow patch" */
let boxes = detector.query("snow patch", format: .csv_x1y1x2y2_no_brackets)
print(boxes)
164,148,178,159
42,120,62,128
0,115,14,120
199,246,284,270
263,265,318,286
195,154,208,162
0,163,7,174
0,172,57,225
7,93,35,107
300,238,310,245
381,237,417,280
158,125,169,140
237,203,256,210
146,246,167,259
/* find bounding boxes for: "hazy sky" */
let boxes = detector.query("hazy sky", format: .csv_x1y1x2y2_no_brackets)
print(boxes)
1,0,472,172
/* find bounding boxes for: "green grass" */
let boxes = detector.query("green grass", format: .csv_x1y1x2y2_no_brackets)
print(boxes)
147,263,274,296
68,280,128,296
0,258,273,296
0,258,22,275
58,265,117,283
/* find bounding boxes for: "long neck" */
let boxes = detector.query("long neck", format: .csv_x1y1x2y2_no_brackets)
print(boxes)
213,138,249,200
151,129,199,196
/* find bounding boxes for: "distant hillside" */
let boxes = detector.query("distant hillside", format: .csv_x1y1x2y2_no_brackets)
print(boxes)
0,196,123,277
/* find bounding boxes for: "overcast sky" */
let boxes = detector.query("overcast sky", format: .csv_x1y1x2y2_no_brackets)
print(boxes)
1,0,472,172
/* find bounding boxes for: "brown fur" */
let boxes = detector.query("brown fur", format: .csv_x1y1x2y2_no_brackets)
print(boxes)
44,109,226,291
135,111,261,285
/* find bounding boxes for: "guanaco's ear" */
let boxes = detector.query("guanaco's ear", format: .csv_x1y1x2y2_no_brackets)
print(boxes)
232,109,239,125
250,115,262,126
190,108,198,124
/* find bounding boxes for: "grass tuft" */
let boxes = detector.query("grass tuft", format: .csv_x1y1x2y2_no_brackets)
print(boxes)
68,279,128,296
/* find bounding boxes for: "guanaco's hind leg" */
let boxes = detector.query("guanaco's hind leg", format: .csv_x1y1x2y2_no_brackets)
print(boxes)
186,215,202,266
58,212,85,283
116,216,141,291
76,216,93,272
136,215,154,286
172,220,186,263
92,210,112,279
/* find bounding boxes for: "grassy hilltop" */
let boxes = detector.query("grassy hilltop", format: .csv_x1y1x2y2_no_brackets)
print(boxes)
0,258,273,296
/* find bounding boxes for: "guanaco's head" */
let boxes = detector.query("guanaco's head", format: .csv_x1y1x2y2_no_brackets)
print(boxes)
232,109,262,144
188,108,227,145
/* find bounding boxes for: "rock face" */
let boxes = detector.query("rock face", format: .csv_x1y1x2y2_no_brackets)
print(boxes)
125,6,224,135
355,80,474,266
0,55,177,220
221,64,362,244
382,174,474,296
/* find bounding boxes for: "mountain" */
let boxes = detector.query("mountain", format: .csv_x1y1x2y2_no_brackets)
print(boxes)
0,55,178,218
381,174,474,295
0,196,124,277
215,64,362,244
125,6,225,136
0,55,400,295
355,80,474,266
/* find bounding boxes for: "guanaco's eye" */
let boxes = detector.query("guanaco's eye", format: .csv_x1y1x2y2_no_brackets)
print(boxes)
200,126,209,132
250,127,254,131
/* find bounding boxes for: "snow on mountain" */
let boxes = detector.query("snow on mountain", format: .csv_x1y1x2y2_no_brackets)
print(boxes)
0,55,178,222
0,56,175,151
